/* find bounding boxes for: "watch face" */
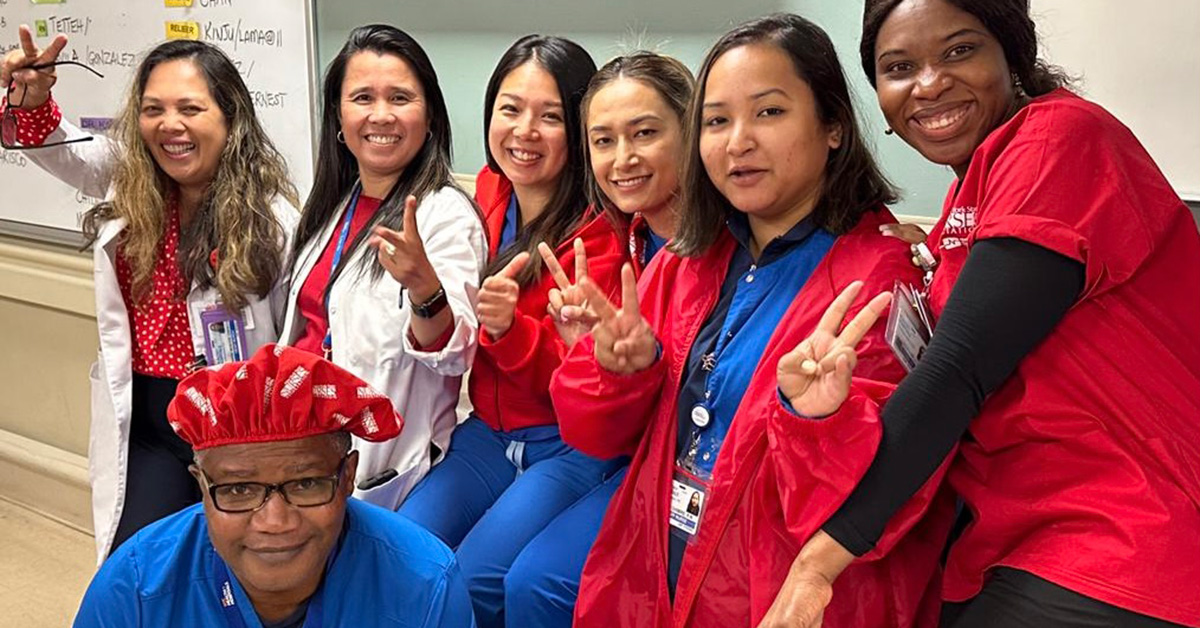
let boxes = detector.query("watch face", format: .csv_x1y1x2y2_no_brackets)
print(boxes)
411,287,448,318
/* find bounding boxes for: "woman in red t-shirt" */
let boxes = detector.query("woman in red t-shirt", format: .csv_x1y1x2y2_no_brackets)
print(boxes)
769,2,1200,627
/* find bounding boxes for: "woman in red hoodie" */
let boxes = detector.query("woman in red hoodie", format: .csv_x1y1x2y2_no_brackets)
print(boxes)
397,35,626,628
552,14,955,628
502,51,696,628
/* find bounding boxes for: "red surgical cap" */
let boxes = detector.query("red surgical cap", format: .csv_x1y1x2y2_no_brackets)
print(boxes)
167,344,403,450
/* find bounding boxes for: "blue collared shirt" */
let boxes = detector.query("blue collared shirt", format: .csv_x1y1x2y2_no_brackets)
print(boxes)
667,211,836,593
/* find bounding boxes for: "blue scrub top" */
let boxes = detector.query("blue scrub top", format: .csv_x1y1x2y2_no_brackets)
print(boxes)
667,212,835,594
74,500,475,628
499,193,520,254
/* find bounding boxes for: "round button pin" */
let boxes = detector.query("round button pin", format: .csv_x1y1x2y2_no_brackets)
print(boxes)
691,404,711,428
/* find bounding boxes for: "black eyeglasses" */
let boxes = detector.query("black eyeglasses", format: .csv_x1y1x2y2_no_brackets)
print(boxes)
2,61,104,151
200,455,350,514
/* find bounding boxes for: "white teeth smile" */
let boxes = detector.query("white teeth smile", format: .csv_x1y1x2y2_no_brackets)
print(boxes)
613,175,650,188
162,143,195,155
366,135,400,145
509,149,542,163
915,105,969,131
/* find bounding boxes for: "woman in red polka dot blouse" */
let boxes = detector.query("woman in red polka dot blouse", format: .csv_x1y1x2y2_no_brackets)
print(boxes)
1,26,300,563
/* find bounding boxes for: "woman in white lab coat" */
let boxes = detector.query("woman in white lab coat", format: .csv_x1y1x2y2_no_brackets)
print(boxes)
1,29,298,561
278,24,486,508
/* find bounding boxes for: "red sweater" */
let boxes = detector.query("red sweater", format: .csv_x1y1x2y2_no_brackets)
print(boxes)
553,208,955,628
469,166,628,432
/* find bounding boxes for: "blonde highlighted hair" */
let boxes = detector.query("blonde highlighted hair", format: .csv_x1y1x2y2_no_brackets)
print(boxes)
84,40,297,311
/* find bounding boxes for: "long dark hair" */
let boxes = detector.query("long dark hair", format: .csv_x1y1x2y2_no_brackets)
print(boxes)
581,52,695,224
673,13,896,257
859,0,1071,96
481,35,596,286
292,24,467,282
84,39,296,311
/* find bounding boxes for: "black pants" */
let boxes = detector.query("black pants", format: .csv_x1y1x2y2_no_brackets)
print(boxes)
941,568,1186,628
108,374,202,556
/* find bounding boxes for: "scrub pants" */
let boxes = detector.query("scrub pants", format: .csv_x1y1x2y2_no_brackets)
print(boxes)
940,568,1186,628
398,416,624,628
505,466,627,627
109,374,202,555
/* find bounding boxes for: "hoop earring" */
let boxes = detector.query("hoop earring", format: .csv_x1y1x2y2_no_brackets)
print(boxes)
884,128,895,136
336,131,346,144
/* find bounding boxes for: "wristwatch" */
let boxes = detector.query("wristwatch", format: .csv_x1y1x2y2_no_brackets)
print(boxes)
408,285,449,318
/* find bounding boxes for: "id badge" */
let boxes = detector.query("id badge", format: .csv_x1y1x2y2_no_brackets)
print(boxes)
200,306,249,366
669,464,709,544
885,280,933,372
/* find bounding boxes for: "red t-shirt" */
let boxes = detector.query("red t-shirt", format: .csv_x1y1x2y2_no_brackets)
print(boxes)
293,195,382,356
927,89,1200,625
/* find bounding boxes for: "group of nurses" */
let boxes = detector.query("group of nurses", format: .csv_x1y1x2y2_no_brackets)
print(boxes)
5,1,1200,627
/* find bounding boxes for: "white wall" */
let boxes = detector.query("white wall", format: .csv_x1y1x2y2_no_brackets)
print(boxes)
1031,0,1200,200
313,0,957,218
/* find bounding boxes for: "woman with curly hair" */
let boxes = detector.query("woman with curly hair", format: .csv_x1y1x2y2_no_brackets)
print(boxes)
1,26,298,562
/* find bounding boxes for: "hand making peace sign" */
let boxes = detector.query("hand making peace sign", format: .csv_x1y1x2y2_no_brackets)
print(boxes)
2,26,69,111
539,238,596,347
367,195,442,303
577,263,657,375
776,281,893,418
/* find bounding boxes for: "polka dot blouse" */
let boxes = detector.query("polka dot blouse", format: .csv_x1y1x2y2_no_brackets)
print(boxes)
116,200,195,380
1,93,63,146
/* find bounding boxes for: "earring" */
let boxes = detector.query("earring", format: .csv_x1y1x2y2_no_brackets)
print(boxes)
1012,73,1027,99
884,128,894,136
336,131,346,143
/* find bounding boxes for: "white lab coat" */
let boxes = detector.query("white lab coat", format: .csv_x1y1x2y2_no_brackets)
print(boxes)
278,185,486,510
27,120,299,563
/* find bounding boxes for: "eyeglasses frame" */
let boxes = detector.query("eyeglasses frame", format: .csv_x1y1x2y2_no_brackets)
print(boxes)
2,60,105,151
198,454,351,514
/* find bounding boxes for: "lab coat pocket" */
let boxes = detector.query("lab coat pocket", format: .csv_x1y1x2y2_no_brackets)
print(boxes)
354,457,431,511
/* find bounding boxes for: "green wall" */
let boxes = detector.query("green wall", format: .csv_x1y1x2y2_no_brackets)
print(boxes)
314,0,953,218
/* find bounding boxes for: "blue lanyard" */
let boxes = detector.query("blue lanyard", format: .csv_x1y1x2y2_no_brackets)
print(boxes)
211,552,326,628
321,184,364,359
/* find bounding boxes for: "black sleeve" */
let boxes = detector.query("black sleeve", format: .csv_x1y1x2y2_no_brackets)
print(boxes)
822,237,1085,555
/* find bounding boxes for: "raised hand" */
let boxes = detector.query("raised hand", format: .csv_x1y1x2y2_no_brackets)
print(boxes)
541,238,596,347
2,25,68,110
578,264,657,375
476,252,529,339
777,281,892,418
368,195,441,303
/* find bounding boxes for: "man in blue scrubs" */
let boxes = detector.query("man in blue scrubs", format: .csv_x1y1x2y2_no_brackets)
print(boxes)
73,344,475,628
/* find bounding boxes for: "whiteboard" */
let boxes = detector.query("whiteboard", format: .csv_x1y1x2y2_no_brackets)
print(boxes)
0,0,317,242
1032,0,1200,200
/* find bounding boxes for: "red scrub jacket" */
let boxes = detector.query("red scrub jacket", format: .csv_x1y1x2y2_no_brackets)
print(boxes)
553,207,955,628
469,165,628,432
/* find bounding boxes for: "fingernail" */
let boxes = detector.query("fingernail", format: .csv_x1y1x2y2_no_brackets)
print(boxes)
801,360,818,374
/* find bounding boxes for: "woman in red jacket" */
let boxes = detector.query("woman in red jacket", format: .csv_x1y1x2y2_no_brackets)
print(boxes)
552,14,954,628
503,51,696,628
397,35,626,628
770,1,1200,627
